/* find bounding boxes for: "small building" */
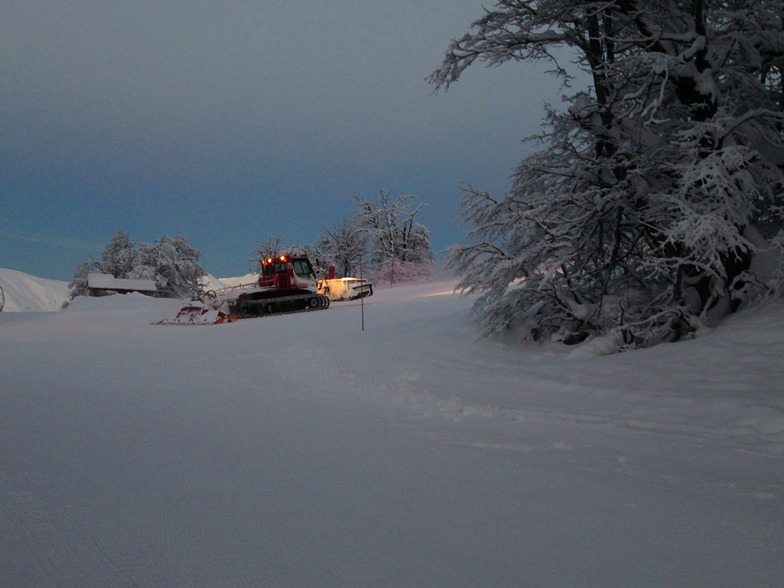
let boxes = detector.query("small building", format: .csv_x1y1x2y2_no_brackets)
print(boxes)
86,273,158,297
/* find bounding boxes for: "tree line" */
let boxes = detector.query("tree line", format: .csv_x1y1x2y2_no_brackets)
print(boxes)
253,191,434,283
68,191,435,299
69,232,206,299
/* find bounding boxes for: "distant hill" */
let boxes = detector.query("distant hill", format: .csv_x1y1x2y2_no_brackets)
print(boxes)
0,268,70,312
216,273,258,288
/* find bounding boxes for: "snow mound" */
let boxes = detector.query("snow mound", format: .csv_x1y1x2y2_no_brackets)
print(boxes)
63,292,180,313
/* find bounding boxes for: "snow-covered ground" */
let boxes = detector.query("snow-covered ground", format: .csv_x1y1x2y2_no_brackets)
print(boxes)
1,268,783,586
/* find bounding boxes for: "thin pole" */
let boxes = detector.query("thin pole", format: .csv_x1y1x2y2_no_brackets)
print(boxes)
360,255,365,331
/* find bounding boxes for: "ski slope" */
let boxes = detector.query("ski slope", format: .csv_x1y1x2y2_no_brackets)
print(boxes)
1,271,783,586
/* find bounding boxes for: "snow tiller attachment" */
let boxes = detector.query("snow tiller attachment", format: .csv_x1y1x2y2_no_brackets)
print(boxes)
156,303,237,325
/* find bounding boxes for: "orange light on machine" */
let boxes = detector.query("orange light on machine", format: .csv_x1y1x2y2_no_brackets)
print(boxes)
279,255,287,261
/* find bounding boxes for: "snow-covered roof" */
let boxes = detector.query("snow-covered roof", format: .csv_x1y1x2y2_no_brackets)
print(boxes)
87,273,157,292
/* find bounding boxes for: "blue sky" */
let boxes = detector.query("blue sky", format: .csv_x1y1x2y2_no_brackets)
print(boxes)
2,1,564,280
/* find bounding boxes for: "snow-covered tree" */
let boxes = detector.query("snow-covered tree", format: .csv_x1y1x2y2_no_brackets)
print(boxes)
143,235,206,299
251,236,327,276
430,0,784,347
317,220,368,277
69,232,206,299
253,236,282,264
99,230,136,277
353,191,434,283
69,230,134,297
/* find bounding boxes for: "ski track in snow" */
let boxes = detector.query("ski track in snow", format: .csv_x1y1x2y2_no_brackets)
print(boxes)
274,294,784,458
1,271,783,586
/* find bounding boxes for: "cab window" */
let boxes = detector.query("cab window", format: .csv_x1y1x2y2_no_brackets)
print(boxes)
293,260,314,279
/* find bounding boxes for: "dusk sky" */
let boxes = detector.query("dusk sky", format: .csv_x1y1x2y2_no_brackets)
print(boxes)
2,1,565,281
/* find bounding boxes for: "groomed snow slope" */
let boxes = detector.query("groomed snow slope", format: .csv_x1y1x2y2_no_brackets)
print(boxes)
1,279,783,586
